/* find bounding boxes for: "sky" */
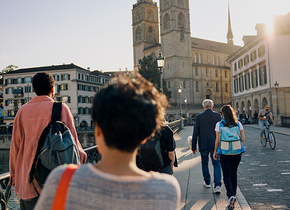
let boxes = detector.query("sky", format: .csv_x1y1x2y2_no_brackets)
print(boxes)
0,0,289,72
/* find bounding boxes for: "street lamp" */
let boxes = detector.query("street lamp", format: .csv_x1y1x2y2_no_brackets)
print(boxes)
184,97,187,111
178,85,182,118
274,81,280,115
157,52,165,93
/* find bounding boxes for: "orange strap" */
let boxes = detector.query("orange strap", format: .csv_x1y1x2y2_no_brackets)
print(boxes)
52,164,79,210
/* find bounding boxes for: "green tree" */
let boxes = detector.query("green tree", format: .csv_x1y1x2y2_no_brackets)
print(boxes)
1,65,18,74
138,55,171,99
0,65,18,84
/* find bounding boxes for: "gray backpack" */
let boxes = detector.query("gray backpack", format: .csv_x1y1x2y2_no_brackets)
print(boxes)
29,102,80,189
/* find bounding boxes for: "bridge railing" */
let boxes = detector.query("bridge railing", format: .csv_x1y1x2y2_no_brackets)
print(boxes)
0,119,183,209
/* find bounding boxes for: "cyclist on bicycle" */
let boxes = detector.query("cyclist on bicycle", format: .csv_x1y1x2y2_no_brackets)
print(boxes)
258,105,275,141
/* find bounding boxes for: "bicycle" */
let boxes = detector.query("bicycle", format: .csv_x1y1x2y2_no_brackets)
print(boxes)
260,124,276,149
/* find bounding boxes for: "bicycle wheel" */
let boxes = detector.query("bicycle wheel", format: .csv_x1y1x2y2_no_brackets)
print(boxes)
261,131,267,147
269,132,276,150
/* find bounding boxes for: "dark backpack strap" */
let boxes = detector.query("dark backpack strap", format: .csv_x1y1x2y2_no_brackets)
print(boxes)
29,102,62,183
51,102,62,122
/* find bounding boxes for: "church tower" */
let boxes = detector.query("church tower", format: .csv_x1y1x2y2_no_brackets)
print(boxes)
227,3,234,45
159,0,192,103
132,0,160,70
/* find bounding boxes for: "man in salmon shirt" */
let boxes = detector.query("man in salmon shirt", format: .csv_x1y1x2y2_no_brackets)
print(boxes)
9,72,87,210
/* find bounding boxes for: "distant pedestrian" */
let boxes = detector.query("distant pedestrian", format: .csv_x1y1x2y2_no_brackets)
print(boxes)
35,74,181,210
244,112,250,124
213,105,245,210
238,112,244,123
192,99,222,193
9,72,87,210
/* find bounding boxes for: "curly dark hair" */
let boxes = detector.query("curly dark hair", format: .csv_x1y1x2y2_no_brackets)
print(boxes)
91,74,168,152
32,72,55,96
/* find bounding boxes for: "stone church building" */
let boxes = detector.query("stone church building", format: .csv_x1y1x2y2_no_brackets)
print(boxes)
132,0,240,112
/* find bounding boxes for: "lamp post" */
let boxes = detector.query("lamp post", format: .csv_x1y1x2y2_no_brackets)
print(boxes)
157,52,165,93
274,81,280,115
178,85,182,118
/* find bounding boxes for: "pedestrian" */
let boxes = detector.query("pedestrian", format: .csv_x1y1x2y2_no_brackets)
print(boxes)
138,124,177,175
244,112,249,124
9,72,87,210
238,112,244,123
191,99,222,193
213,105,245,210
254,111,258,124
35,74,181,210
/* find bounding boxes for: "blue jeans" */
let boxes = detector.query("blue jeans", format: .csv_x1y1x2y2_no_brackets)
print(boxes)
220,154,241,198
259,120,269,137
200,150,221,187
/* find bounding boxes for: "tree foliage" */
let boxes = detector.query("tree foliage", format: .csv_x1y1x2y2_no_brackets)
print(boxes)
138,55,171,99
1,65,18,74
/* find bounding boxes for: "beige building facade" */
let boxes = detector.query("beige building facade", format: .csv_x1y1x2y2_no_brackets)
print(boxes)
227,13,290,118
132,0,240,109
3,64,110,127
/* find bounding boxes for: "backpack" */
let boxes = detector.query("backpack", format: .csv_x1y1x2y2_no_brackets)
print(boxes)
29,102,81,189
138,134,164,172
217,121,245,155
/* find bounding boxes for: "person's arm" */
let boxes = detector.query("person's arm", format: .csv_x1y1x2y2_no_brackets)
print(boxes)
168,151,175,170
270,115,276,126
213,131,220,160
258,113,265,120
240,129,245,142
192,116,199,154
9,119,20,185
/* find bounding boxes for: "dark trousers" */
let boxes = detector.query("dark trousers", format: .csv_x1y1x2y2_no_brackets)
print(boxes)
220,154,241,198
20,196,39,210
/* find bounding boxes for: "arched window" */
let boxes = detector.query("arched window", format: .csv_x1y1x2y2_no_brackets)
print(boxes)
135,26,141,41
148,10,153,20
164,14,170,30
178,12,185,29
148,27,153,42
137,10,140,21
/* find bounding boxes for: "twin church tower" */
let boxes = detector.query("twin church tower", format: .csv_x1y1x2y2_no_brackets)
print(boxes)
132,0,238,107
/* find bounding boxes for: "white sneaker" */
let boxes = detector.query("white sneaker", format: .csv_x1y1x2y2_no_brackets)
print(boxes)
203,182,211,188
214,186,221,194
226,196,236,210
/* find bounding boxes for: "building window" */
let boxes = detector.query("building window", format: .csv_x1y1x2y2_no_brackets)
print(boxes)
251,69,258,88
17,78,22,84
225,71,227,78
206,68,209,77
25,86,31,93
194,53,197,63
62,96,71,103
215,69,218,77
61,84,68,90
216,56,219,65
168,81,170,88
250,50,257,61
24,77,32,83
78,96,82,103
258,45,265,57
53,75,59,81
234,63,237,71
244,55,249,65
164,14,170,30
199,53,202,63
225,83,228,92
78,107,83,115
183,81,186,88
196,81,199,91
61,74,70,81
195,67,198,76
259,65,267,86
213,56,215,65
216,83,219,92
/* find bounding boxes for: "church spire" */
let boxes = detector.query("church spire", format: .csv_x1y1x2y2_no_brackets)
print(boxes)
227,1,234,45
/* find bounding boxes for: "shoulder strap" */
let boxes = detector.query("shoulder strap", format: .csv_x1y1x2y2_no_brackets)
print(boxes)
51,102,62,122
52,164,79,210
29,102,62,183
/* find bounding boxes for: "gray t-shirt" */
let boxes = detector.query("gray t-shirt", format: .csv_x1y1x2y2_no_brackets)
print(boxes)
258,109,272,120
35,163,181,210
